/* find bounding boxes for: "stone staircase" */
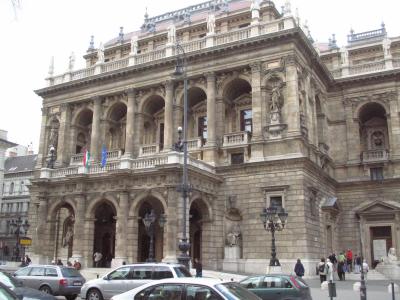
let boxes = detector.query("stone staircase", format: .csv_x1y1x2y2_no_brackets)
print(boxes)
344,270,388,281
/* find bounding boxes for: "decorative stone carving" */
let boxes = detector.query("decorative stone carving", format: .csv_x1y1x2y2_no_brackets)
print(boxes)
385,248,398,264
207,14,216,35
167,24,176,45
266,82,287,139
226,225,241,247
130,36,139,55
62,214,75,248
250,0,260,19
97,43,105,64
68,52,75,72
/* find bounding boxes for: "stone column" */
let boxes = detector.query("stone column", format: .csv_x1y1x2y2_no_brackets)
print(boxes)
32,196,49,263
163,188,179,263
71,194,85,266
134,113,144,156
124,89,136,157
56,103,71,166
206,73,216,146
114,191,129,266
389,94,400,159
344,103,361,163
250,62,263,141
37,108,49,168
90,97,102,162
284,57,301,135
164,81,174,151
68,125,78,158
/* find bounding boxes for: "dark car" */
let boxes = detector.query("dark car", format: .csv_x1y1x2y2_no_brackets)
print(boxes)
0,281,20,300
239,274,312,300
0,270,57,300
13,265,85,300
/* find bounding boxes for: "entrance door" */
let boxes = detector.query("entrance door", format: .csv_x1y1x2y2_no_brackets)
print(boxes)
370,226,392,265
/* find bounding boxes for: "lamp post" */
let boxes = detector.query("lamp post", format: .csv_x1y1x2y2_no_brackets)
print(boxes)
173,42,191,270
260,207,288,267
10,216,30,262
47,145,56,169
142,210,166,262
357,215,367,300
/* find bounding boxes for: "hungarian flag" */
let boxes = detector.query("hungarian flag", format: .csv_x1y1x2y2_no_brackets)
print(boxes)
82,148,90,167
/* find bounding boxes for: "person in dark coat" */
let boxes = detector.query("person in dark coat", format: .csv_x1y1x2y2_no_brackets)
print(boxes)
194,258,202,277
294,259,305,277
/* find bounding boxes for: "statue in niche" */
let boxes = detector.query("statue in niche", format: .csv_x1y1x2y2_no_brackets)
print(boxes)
62,214,75,248
49,124,59,150
226,225,241,247
371,131,385,149
270,84,283,113
386,247,398,264
167,24,176,44
207,14,216,35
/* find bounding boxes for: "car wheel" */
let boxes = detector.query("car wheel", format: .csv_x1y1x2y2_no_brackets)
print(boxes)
39,285,52,294
87,289,103,300
66,295,78,300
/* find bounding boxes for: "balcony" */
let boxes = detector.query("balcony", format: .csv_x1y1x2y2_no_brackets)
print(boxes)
222,131,251,148
362,149,389,163
139,144,162,156
40,152,216,179
187,137,203,151
70,149,122,165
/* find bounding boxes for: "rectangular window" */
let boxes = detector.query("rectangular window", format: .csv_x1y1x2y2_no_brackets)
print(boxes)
198,116,208,141
370,167,384,181
231,153,244,165
240,109,252,133
159,123,164,151
270,196,283,209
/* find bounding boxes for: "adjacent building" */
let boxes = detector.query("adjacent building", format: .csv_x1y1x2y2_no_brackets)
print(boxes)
30,0,400,274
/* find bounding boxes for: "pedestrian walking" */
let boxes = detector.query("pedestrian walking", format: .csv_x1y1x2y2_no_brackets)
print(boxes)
194,258,202,277
56,259,63,266
93,251,103,268
73,260,81,270
354,254,362,273
326,258,334,282
318,258,327,283
346,249,353,272
294,258,305,277
362,259,369,281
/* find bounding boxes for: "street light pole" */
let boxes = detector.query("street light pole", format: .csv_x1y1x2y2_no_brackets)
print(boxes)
173,43,191,269
142,210,166,263
357,215,367,300
10,216,30,262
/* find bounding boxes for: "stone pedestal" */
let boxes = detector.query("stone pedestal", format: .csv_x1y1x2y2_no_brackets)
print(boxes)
266,265,282,274
224,246,241,260
266,111,286,139
376,263,400,280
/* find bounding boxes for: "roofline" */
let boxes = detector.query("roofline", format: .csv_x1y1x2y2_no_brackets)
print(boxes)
0,138,17,148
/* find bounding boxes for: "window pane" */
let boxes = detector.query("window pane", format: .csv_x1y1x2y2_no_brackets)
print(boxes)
240,109,252,133
173,266,191,278
186,285,217,300
231,153,244,165
30,267,45,276
198,116,208,140
45,268,58,277
109,267,131,280
131,266,152,279
153,266,173,279
270,196,282,209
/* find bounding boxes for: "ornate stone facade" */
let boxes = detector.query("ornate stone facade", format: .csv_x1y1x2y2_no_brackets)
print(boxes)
31,0,400,274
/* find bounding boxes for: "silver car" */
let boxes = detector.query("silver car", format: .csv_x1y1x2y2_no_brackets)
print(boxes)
13,265,85,300
80,263,191,300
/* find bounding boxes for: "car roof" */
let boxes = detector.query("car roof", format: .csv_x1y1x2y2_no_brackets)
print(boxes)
241,274,294,279
19,265,75,269
119,263,184,267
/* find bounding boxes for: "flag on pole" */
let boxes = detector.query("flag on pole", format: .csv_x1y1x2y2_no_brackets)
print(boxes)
82,148,90,168
101,145,107,168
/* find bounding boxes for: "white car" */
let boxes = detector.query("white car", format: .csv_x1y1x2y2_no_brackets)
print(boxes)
110,277,261,300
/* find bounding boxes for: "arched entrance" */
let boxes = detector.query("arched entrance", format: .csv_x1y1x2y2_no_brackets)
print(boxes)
189,199,210,262
93,202,116,267
137,197,165,262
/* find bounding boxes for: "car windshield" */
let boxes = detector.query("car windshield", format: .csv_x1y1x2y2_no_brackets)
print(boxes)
216,282,261,300
173,267,192,278
61,268,81,278
0,272,22,289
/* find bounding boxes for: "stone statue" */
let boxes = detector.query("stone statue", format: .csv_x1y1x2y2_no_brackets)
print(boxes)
386,247,398,264
49,125,59,150
68,52,75,71
383,38,391,57
167,24,176,44
250,0,260,19
207,14,216,35
226,225,241,247
340,47,349,65
270,84,283,112
62,215,75,248
97,43,105,63
130,36,138,55
371,131,384,148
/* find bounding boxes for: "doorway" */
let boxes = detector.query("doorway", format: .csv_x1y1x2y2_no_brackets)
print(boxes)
370,226,392,267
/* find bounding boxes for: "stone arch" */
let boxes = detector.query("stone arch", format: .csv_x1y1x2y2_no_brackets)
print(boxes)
138,91,165,113
71,105,93,126
357,102,389,152
104,101,127,151
129,190,168,218
48,197,76,221
175,83,207,108
72,107,93,154
219,75,252,100
139,94,165,147
262,71,285,89
354,100,389,120
85,195,119,219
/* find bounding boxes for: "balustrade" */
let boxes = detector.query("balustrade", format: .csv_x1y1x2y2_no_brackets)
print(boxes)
187,137,203,151
223,131,251,146
215,27,251,46
362,149,389,163
349,61,385,75
139,144,161,156
101,58,129,72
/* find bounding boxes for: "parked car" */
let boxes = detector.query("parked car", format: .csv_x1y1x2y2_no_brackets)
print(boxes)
81,263,191,300
110,278,261,300
13,265,85,300
0,270,57,300
0,281,20,300
239,274,312,300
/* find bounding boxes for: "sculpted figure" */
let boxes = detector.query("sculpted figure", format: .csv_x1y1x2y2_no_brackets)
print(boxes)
207,14,216,35
250,0,260,19
226,225,241,246
167,24,176,44
97,43,105,63
270,84,283,112
68,52,75,71
387,247,398,263
130,36,138,55
62,214,75,248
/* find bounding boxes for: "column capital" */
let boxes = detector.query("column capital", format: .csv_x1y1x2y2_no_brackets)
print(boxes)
164,80,174,90
41,107,49,116
60,103,69,113
92,96,102,104
204,72,216,81
125,87,136,96
250,62,262,72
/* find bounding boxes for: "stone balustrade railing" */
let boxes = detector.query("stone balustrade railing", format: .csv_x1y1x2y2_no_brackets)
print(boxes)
187,137,203,151
349,60,385,75
362,149,389,163
139,144,161,156
70,149,122,165
107,149,122,160
47,16,296,87
40,151,215,179
223,131,251,146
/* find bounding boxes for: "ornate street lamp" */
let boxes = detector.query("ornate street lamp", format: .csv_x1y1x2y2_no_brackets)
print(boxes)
142,210,166,262
260,207,288,267
356,215,367,300
10,216,30,262
173,42,191,270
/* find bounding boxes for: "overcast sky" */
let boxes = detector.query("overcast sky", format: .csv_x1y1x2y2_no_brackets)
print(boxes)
1,0,399,152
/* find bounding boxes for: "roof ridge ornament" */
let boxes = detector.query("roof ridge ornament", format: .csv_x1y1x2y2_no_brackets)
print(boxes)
88,35,95,51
